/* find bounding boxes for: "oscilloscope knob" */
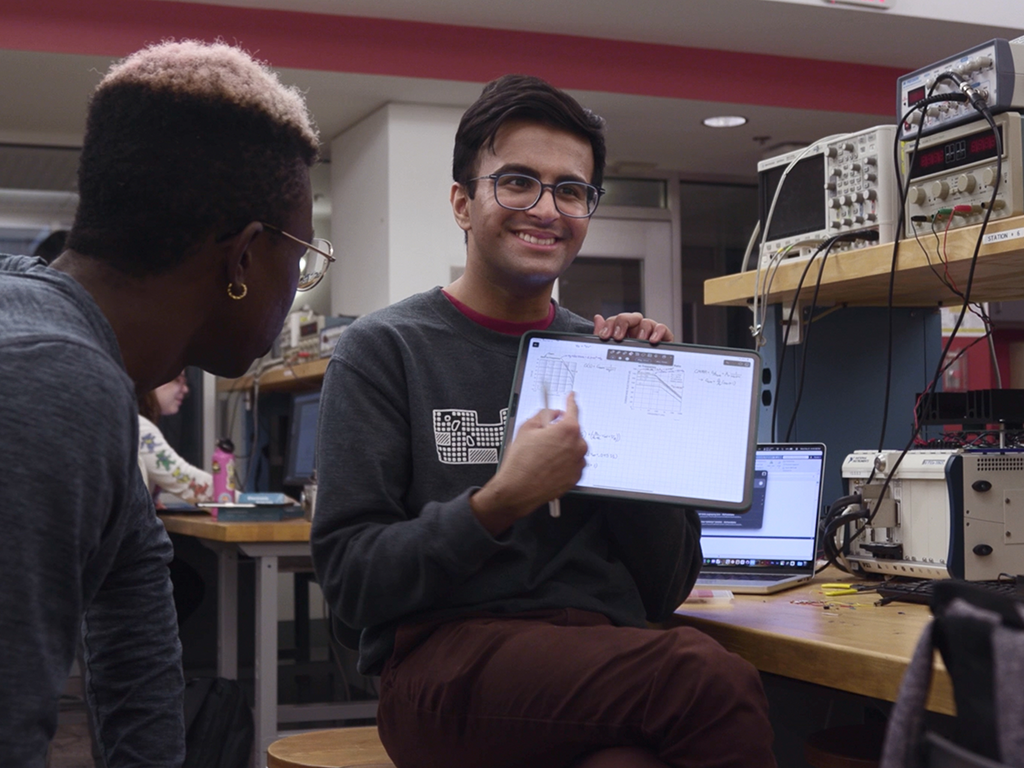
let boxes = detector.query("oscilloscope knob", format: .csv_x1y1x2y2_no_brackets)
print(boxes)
908,186,927,205
957,173,977,193
829,197,841,209
931,180,950,200
864,188,877,201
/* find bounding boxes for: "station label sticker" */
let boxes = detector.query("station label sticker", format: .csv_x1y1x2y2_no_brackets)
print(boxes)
982,227,1024,245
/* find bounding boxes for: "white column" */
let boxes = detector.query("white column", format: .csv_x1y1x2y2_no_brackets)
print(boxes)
329,103,467,317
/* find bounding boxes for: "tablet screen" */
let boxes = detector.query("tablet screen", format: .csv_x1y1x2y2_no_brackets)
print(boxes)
503,332,761,510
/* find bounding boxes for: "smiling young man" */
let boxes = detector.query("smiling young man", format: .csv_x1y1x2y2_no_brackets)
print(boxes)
311,75,776,768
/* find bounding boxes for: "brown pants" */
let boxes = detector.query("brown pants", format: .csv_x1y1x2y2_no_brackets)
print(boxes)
376,609,776,768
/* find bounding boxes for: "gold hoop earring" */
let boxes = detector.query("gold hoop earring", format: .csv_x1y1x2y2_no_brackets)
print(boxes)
227,282,248,300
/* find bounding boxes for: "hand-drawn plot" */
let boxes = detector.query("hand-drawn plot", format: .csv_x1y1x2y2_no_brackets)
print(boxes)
627,367,684,414
531,355,577,397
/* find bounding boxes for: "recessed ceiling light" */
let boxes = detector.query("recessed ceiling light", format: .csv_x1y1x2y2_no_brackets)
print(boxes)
702,115,748,128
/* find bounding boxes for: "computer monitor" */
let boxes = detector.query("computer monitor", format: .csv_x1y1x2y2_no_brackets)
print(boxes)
284,391,320,486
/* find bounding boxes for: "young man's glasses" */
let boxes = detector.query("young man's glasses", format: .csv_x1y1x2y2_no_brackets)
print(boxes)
262,223,335,291
470,173,604,219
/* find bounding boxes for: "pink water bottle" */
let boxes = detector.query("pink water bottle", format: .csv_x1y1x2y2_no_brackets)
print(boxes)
211,438,236,515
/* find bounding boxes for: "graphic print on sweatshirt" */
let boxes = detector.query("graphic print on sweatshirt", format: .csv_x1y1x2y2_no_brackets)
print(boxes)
433,408,508,464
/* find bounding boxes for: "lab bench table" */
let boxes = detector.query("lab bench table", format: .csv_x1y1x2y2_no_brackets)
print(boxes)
160,514,378,767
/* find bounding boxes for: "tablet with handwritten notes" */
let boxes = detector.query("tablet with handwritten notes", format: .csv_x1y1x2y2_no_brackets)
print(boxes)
502,331,761,511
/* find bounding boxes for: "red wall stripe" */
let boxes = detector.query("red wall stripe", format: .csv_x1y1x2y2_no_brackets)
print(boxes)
0,0,899,115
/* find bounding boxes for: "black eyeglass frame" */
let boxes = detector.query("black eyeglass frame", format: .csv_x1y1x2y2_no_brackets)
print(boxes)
469,173,605,219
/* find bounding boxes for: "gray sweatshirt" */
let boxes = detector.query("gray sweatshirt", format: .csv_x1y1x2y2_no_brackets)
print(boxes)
311,287,701,674
0,255,184,767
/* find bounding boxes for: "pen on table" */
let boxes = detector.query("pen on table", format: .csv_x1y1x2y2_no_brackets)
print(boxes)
541,383,561,519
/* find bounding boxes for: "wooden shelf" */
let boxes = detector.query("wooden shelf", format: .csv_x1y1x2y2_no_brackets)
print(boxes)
216,356,329,394
704,214,1024,308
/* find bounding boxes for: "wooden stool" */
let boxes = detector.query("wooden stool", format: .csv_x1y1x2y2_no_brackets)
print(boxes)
267,727,395,768
804,723,886,768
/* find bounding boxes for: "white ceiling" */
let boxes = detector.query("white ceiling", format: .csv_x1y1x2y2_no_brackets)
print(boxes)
155,0,1024,68
0,0,1021,201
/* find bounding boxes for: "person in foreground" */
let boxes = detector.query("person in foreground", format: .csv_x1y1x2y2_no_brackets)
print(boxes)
311,74,775,768
0,40,320,765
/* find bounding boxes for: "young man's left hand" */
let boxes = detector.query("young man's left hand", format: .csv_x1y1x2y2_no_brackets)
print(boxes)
593,313,674,343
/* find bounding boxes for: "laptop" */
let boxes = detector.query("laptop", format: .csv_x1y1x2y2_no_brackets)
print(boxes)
693,443,826,595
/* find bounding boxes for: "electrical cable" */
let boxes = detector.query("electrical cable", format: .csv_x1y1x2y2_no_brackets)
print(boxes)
877,87,978,452
769,232,861,441
784,232,879,442
822,84,1003,570
784,249,835,443
750,133,850,347
739,220,761,273
757,239,827,347
769,244,828,441
817,493,864,574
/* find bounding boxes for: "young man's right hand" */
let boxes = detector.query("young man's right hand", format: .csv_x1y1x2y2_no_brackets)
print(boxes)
470,393,587,536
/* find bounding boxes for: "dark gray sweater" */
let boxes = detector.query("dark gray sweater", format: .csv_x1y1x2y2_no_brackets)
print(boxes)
311,287,701,674
0,255,184,767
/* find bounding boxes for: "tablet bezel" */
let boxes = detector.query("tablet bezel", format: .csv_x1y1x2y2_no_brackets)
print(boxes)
501,330,761,511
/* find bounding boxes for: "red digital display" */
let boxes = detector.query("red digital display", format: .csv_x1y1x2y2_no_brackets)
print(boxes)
917,148,945,169
910,125,1002,180
908,86,927,106
970,134,997,154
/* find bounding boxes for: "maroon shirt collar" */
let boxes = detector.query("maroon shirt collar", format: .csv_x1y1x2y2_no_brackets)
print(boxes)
442,289,556,336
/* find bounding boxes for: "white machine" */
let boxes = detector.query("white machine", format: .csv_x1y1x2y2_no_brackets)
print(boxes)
757,125,900,268
840,448,1024,581
904,111,1024,236
897,38,1024,140
277,308,323,365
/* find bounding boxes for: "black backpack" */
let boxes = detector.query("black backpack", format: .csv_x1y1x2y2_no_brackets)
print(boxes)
182,677,254,768
881,581,1024,768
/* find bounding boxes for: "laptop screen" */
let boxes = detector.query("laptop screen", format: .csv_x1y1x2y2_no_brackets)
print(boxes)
697,444,825,571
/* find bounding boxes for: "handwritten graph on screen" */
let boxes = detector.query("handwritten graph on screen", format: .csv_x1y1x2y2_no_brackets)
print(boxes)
627,367,684,413
532,355,577,397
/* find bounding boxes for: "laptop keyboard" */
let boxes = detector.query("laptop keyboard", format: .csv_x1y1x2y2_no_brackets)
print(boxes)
698,573,785,581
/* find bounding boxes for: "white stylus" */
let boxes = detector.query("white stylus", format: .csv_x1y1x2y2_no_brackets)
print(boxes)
542,383,561,518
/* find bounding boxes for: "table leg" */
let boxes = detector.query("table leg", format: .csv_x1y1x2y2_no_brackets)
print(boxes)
254,553,279,768
216,546,238,679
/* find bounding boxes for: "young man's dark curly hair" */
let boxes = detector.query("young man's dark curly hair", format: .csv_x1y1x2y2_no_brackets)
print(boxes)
452,74,606,195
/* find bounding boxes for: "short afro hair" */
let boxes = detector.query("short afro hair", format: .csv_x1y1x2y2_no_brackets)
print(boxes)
453,74,606,193
68,40,320,276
